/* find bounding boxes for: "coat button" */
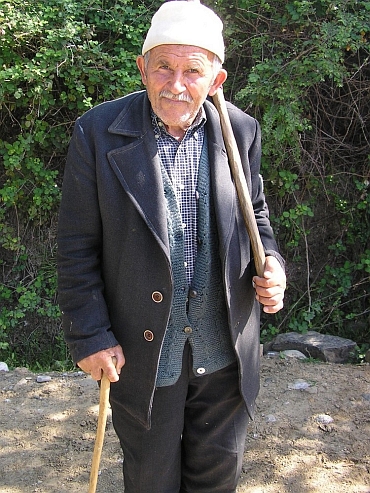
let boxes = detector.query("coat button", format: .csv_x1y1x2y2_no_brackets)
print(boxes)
152,291,163,303
196,367,206,375
143,330,154,341
189,289,197,298
183,326,192,334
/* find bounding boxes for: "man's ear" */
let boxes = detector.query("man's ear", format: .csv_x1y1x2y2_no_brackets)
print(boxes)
208,69,227,96
136,56,147,85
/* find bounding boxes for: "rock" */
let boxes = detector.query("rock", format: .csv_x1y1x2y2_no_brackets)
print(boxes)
14,378,28,388
268,331,356,363
36,375,52,383
288,379,311,390
282,350,307,360
62,371,85,377
265,351,280,358
0,362,9,372
316,414,334,424
365,349,370,363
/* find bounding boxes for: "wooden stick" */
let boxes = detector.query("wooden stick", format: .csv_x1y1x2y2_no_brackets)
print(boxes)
88,361,115,493
212,88,266,277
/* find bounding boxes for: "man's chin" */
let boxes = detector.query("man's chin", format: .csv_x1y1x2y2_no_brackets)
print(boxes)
158,111,196,130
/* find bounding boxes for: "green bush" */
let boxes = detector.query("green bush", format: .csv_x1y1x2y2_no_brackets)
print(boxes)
0,0,158,369
1,0,369,368
213,0,370,349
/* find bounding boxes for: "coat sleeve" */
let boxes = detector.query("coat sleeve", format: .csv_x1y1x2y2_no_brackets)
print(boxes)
228,104,285,270
57,118,118,363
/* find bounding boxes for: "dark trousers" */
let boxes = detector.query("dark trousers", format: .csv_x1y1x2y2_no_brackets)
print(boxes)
111,343,249,493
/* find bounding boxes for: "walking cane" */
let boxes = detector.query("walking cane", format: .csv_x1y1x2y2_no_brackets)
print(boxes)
88,358,116,493
188,0,265,273
212,88,266,277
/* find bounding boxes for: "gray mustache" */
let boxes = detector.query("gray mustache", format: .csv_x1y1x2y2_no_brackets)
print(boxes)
159,91,193,103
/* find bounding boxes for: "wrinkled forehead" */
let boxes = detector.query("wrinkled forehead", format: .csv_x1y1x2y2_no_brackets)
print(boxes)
148,45,215,66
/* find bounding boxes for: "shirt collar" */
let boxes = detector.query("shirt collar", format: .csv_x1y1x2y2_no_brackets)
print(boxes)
151,106,207,141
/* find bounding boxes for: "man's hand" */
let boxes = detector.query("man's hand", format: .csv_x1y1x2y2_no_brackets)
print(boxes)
77,345,125,382
253,256,286,313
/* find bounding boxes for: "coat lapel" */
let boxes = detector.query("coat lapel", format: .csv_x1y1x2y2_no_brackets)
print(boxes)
204,100,237,257
106,93,170,256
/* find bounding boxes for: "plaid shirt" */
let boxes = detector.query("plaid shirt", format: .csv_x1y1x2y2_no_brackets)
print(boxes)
151,109,206,284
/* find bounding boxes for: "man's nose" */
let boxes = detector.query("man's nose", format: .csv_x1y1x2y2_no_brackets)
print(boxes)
168,71,186,93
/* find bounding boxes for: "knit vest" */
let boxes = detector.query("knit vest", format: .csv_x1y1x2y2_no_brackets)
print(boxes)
156,133,236,387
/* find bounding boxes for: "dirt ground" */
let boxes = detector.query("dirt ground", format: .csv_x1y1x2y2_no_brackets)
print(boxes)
0,355,369,493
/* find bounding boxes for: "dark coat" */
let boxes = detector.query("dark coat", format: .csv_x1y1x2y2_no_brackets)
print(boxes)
57,91,283,428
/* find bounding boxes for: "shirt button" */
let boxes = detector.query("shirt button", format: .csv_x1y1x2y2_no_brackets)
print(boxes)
152,291,163,303
196,367,206,375
143,330,154,341
183,326,192,334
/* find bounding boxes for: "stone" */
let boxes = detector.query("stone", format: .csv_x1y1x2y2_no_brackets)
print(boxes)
36,375,52,383
265,351,280,358
62,371,85,377
282,350,307,359
316,414,334,424
14,378,28,388
0,362,9,372
288,379,311,390
268,331,356,363
365,349,370,363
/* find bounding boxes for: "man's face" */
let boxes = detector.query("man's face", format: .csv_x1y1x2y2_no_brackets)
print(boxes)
136,44,227,138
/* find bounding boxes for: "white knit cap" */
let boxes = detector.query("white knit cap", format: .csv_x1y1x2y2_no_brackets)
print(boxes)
142,1,225,63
